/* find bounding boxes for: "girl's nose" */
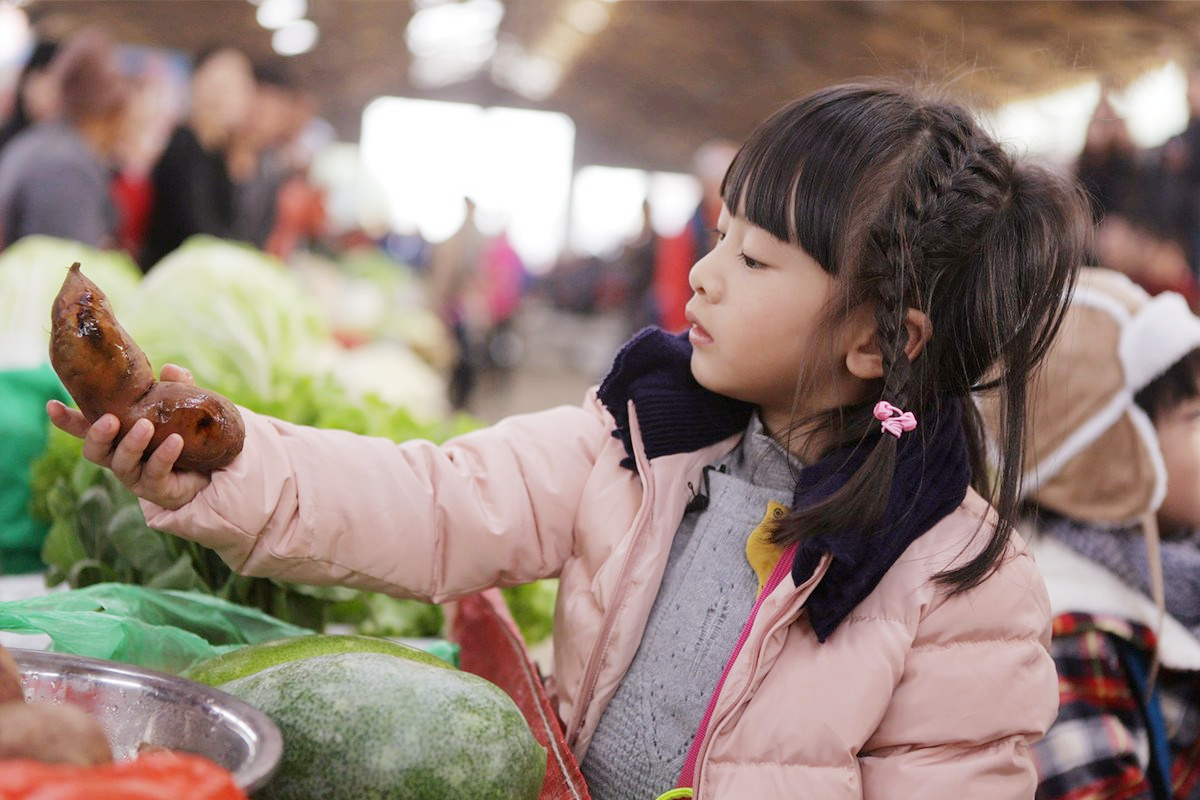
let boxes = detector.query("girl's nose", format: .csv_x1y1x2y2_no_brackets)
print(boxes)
688,249,720,301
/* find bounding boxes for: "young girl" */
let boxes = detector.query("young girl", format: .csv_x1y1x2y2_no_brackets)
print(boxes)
48,82,1092,799
1010,268,1200,798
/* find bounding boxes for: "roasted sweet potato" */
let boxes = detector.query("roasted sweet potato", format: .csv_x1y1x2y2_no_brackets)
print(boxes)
0,645,22,705
49,262,245,471
0,701,113,765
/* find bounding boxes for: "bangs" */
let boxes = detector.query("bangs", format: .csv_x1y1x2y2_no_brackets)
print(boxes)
721,85,923,278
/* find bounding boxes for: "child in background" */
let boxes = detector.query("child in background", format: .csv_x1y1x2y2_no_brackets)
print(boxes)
1010,268,1200,799
49,82,1092,799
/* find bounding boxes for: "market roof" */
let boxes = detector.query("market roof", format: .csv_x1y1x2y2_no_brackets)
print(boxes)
23,0,1200,171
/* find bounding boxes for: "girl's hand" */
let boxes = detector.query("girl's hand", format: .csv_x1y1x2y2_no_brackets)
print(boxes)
45,364,212,510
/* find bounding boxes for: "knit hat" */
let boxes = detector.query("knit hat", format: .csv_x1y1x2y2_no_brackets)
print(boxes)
1016,267,1200,524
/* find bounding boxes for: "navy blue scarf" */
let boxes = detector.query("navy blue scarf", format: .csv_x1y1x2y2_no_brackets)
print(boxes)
598,328,972,641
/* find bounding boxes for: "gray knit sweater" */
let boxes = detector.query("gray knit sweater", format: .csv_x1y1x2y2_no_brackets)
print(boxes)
580,414,799,800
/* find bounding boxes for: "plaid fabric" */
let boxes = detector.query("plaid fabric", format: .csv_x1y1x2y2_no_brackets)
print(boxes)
1033,613,1200,800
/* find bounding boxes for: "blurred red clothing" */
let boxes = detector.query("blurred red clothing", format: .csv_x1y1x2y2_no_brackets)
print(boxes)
111,171,153,259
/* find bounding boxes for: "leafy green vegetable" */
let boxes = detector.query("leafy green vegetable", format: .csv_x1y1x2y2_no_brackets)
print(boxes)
501,580,558,645
0,236,140,368
23,234,528,640
124,236,330,409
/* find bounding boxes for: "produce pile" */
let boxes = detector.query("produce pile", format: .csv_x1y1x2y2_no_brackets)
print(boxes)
2,234,558,642
0,641,248,799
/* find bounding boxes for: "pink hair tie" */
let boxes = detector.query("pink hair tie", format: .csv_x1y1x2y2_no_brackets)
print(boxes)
873,401,917,439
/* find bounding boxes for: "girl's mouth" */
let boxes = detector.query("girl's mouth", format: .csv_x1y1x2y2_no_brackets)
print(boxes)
688,322,713,347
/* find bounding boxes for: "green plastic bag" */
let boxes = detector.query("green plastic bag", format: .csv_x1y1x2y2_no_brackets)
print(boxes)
0,582,315,674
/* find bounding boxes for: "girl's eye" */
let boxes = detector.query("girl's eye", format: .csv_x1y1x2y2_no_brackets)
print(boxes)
739,251,765,269
710,227,726,241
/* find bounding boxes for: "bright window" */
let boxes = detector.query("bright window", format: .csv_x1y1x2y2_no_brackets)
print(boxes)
361,96,574,273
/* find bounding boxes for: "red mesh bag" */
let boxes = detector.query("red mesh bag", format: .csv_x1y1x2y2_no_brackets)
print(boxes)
448,589,591,800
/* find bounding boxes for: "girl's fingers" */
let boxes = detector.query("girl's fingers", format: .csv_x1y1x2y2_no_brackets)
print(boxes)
79,413,123,466
108,418,154,479
141,433,184,484
45,400,91,438
159,364,195,385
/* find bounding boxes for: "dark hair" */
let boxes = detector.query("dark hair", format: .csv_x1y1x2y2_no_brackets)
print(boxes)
1135,348,1200,420
51,26,129,123
0,40,58,152
722,82,1092,593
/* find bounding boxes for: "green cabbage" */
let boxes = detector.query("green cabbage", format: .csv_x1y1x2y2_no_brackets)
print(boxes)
124,236,330,410
0,236,141,368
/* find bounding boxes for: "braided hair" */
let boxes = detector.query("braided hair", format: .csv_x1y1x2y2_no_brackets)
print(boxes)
722,82,1092,593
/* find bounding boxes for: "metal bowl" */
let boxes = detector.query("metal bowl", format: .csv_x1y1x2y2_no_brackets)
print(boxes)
11,648,282,792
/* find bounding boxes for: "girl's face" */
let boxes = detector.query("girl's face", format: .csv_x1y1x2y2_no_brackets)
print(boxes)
1155,396,1200,532
685,206,866,441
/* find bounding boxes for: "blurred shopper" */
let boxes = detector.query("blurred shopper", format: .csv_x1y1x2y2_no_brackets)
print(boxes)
1077,86,1139,226
1178,65,1200,276
620,199,659,338
229,63,300,249
0,39,59,155
0,27,130,249
263,99,329,261
140,45,254,270
1081,87,1200,306
428,198,489,408
479,229,526,377
652,139,738,332
111,74,173,260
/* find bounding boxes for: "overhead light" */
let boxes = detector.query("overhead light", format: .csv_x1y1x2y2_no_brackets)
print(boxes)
257,0,307,30
405,0,503,57
272,18,318,56
565,0,609,35
491,37,561,101
0,2,30,68
405,0,503,88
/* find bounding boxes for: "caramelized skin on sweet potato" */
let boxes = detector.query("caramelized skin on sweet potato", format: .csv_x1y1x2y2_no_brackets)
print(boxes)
0,645,22,705
49,263,245,471
0,701,113,765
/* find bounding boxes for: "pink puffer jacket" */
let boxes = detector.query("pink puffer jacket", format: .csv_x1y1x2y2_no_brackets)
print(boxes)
143,390,1057,799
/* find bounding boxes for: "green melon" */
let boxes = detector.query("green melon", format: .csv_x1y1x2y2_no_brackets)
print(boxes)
182,634,452,687
220,651,546,800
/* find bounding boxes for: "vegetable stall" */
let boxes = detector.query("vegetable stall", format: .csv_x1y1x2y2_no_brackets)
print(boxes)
0,235,577,798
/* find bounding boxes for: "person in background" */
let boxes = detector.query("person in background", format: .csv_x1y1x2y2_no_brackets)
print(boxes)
427,197,489,409
619,199,660,339
1001,268,1200,798
140,44,254,271
652,139,738,332
1081,87,1199,305
48,81,1092,798
0,39,59,156
228,62,299,250
110,73,172,261
261,90,325,261
1077,85,1139,228
0,26,130,249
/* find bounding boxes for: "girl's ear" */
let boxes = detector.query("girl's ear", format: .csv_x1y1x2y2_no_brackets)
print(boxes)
845,308,933,380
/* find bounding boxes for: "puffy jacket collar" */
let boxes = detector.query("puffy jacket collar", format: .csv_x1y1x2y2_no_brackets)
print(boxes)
597,327,753,471
598,326,971,641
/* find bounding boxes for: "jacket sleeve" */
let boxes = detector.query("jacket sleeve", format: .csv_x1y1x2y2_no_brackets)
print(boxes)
858,540,1060,800
141,399,612,602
